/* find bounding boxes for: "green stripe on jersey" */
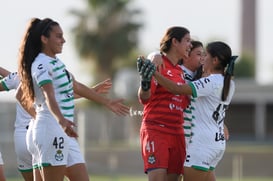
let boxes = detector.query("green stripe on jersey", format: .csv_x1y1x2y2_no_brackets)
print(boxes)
189,82,197,98
38,79,52,87
64,114,74,118
58,81,70,89
184,125,191,129
0,81,9,91
53,64,65,72
49,60,58,65
61,97,74,103
59,87,73,94
184,117,192,121
54,73,66,80
61,105,75,110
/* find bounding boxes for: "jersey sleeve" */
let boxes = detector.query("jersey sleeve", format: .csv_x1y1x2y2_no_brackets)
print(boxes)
189,77,214,98
0,72,20,91
32,61,52,87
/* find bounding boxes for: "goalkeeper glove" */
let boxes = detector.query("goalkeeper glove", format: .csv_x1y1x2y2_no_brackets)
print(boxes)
137,57,156,91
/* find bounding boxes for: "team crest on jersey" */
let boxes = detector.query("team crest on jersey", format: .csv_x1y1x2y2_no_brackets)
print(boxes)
148,154,156,164
55,149,64,161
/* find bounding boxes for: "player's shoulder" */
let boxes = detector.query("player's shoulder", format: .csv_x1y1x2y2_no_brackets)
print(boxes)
32,54,52,70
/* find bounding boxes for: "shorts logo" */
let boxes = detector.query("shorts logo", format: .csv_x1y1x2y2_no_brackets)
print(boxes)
148,154,156,164
55,149,64,161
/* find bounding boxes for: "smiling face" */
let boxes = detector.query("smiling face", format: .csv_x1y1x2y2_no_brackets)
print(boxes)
185,45,204,71
178,33,192,60
41,25,66,58
202,51,215,74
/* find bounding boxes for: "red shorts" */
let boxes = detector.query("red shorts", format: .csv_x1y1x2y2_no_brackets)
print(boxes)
140,128,186,174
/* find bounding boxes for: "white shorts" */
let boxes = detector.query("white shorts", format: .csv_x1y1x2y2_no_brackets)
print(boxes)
14,127,32,172
26,120,39,169
184,144,225,171
67,137,85,167
32,113,69,167
0,152,3,165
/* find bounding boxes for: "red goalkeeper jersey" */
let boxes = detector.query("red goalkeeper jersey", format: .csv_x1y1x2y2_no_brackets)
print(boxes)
140,55,189,135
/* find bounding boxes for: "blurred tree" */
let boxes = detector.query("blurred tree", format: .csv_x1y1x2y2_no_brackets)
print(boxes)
238,0,256,79
70,0,143,81
234,54,255,78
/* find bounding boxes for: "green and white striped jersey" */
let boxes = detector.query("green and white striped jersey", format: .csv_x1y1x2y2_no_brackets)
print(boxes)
31,53,74,122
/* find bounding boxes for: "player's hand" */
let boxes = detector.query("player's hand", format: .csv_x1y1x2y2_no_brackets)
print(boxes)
137,56,156,91
59,118,78,138
137,56,145,73
106,99,130,116
224,124,229,141
149,53,165,73
92,78,112,94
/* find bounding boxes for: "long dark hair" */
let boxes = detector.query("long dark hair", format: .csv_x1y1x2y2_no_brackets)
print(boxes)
18,18,59,109
206,41,237,101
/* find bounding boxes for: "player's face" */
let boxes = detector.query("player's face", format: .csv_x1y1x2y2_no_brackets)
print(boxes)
188,46,204,71
202,51,213,73
42,25,66,57
177,33,192,60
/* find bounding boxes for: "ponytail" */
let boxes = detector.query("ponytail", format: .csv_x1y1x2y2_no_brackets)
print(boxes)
221,56,238,101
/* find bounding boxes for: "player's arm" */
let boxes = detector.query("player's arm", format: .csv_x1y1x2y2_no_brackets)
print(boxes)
72,75,129,116
92,78,112,94
154,71,192,95
0,67,10,78
41,82,78,137
137,56,191,95
0,72,20,92
137,56,156,103
0,80,5,91
74,78,112,99
138,86,151,103
224,123,229,140
148,52,165,73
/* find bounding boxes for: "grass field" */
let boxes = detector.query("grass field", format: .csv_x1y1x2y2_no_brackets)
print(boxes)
6,175,273,181
4,143,273,181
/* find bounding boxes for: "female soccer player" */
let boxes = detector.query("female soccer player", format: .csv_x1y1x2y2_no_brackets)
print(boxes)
1,69,113,181
17,17,129,181
139,41,237,181
138,26,192,181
